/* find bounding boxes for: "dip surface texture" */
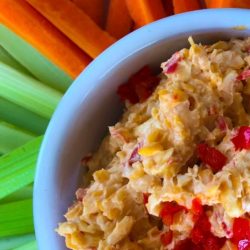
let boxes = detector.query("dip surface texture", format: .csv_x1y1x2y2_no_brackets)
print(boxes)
57,37,250,250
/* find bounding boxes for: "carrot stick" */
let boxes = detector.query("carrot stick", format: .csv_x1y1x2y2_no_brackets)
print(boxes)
70,0,104,26
206,0,250,8
25,0,116,58
126,0,166,27
172,0,201,14
205,0,229,8
106,0,133,39
162,0,174,16
0,0,91,79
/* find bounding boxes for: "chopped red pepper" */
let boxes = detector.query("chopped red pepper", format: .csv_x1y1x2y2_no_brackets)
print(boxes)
117,65,160,104
192,198,203,221
163,52,182,74
174,205,225,250
174,239,198,250
231,126,250,150
161,231,173,246
232,217,250,249
191,210,225,250
237,69,250,81
159,201,186,226
197,143,227,172
128,144,142,166
217,116,227,131
191,213,211,244
143,193,150,204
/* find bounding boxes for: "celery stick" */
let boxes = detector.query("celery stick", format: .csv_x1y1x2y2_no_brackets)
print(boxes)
0,199,33,237
0,121,35,155
0,62,62,120
0,136,43,199
0,185,33,205
0,46,31,76
12,240,37,250
0,25,72,92
0,234,35,250
0,98,48,135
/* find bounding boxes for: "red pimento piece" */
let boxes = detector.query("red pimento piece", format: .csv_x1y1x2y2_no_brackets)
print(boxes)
197,143,227,172
217,116,227,131
143,193,150,204
191,213,211,244
174,204,226,250
128,144,142,166
117,65,160,104
237,69,250,81
232,218,250,247
204,235,226,250
231,126,250,150
192,198,203,218
163,52,182,74
159,201,186,226
174,239,198,250
81,154,92,165
161,231,173,246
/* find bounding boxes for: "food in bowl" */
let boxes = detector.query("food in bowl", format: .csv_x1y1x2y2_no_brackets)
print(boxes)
57,37,250,250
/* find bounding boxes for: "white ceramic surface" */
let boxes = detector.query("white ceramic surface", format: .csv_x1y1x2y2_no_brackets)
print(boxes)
34,9,250,250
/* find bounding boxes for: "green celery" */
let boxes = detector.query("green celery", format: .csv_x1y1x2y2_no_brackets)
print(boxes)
0,136,43,199
0,234,35,250
0,199,33,237
0,184,33,205
0,62,62,120
0,46,31,76
0,25,72,92
0,98,48,135
12,240,37,250
0,121,35,155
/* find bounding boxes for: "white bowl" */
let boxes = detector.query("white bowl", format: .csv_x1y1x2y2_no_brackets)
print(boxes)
34,8,250,250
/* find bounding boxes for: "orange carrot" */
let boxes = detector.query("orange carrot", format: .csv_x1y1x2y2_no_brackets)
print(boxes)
70,0,104,26
25,0,116,58
0,0,91,78
106,0,133,39
162,0,174,16
172,0,201,14
205,0,230,8
126,0,166,27
206,0,250,8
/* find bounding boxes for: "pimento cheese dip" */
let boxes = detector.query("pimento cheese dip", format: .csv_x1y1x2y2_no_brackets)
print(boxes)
57,37,250,250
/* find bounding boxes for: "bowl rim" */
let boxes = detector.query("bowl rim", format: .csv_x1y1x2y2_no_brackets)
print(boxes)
34,8,250,250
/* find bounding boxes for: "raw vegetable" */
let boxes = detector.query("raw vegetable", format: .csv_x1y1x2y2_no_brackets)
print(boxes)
13,240,38,250
0,98,48,135
231,126,250,150
0,62,62,120
0,136,42,199
106,0,133,39
172,0,201,14
26,0,116,58
0,45,31,76
0,121,35,155
117,66,160,103
0,25,72,92
0,199,33,237
0,234,35,250
163,0,174,16
126,0,166,27
206,0,250,8
70,0,104,26
0,185,33,204
197,143,227,172
0,0,91,78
